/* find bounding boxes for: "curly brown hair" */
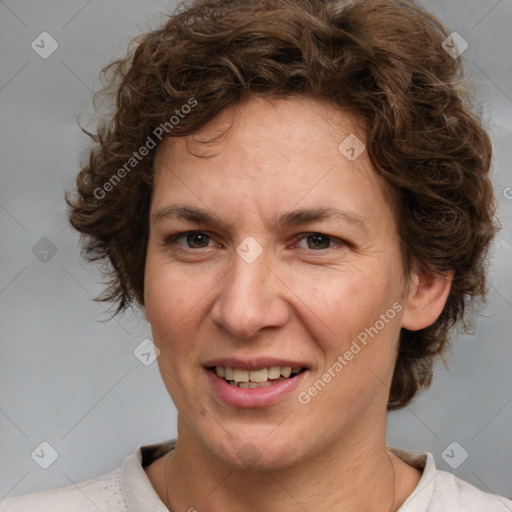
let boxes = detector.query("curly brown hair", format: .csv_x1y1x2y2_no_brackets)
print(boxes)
67,0,498,409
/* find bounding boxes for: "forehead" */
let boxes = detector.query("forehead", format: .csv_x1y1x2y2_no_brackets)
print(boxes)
151,96,394,232
156,96,366,163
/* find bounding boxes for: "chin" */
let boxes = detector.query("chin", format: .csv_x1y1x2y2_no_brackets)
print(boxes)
199,426,309,472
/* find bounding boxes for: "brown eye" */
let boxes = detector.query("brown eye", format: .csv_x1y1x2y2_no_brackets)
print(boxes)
306,234,331,250
295,233,342,251
167,231,213,249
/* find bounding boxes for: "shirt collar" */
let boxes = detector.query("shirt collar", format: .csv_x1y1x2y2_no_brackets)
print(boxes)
121,439,175,512
121,440,436,512
388,446,437,511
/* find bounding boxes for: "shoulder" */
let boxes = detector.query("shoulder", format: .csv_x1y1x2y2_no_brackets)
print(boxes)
0,467,126,512
426,469,512,512
389,446,512,512
0,439,175,512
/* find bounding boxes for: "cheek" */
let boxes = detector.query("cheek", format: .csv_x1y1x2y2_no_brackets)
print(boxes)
291,268,396,355
146,284,194,340
144,249,221,365
144,251,192,338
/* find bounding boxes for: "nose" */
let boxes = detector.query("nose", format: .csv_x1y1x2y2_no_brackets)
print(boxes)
210,246,290,339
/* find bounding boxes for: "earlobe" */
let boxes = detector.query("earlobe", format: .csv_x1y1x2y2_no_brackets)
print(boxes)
401,269,454,331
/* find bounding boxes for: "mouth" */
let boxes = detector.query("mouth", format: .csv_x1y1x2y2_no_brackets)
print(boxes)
207,365,306,388
203,359,309,408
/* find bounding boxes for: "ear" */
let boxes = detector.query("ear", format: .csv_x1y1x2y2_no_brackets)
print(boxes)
401,266,454,331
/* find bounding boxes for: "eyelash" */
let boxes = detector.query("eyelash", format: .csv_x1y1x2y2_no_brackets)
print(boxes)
163,230,345,254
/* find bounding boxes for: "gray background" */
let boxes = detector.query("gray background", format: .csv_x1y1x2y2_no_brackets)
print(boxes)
1,0,511,504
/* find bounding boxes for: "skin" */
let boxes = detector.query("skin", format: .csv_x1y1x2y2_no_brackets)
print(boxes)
143,96,452,511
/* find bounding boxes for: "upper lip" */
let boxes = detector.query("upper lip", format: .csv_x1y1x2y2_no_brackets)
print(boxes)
203,357,309,371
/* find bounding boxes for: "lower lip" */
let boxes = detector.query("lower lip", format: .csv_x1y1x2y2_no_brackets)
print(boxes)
206,368,307,408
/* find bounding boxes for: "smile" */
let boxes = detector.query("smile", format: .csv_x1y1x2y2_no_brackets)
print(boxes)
210,365,305,388
205,364,308,408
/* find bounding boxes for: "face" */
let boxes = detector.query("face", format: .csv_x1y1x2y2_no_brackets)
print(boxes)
144,96,412,471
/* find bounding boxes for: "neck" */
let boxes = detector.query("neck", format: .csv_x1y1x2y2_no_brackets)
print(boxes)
163,415,401,512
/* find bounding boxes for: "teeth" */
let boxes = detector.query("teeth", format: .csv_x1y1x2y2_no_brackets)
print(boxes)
233,369,249,383
268,366,281,379
213,365,304,384
280,366,291,378
249,368,268,382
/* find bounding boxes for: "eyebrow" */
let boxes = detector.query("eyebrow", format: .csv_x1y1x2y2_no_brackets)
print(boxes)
151,204,370,232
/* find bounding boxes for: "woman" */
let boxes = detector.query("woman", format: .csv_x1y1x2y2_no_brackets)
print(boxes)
1,0,510,510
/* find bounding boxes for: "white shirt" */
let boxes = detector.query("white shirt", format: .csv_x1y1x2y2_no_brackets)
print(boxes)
1,439,511,511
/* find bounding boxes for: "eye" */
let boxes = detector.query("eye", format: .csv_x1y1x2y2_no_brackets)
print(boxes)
166,231,215,250
163,231,346,253
293,233,344,251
